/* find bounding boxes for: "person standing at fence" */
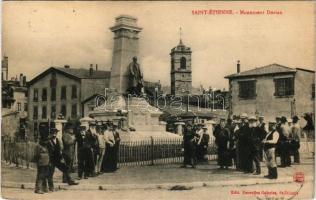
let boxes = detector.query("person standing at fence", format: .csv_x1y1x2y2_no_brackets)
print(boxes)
262,121,279,179
197,126,210,162
34,138,50,194
290,116,301,164
62,122,76,183
101,123,117,172
181,123,198,168
112,124,121,171
214,118,232,169
47,128,78,191
258,116,267,161
76,125,91,179
279,116,291,167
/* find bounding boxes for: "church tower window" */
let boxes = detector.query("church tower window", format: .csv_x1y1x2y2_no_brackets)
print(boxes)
180,57,186,69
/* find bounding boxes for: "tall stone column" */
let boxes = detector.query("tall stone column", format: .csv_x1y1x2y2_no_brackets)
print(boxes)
109,15,142,94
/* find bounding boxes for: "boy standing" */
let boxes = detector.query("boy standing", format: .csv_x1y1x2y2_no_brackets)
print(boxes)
34,139,50,194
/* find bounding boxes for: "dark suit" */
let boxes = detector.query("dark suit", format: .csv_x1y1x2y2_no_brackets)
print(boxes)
47,138,71,189
76,131,94,178
249,126,265,173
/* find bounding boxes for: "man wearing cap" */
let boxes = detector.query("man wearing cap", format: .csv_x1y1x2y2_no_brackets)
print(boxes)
214,118,232,169
279,116,291,167
290,116,301,164
47,128,78,190
262,121,279,179
62,122,76,183
197,126,210,162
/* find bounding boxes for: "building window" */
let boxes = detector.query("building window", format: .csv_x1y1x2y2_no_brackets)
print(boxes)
238,80,256,99
33,106,38,119
274,77,294,97
42,105,47,119
71,104,77,118
42,88,47,101
24,103,28,112
33,89,38,102
312,84,315,99
61,104,67,118
51,105,56,119
61,86,67,100
51,88,56,101
180,57,186,69
71,85,77,99
17,102,21,111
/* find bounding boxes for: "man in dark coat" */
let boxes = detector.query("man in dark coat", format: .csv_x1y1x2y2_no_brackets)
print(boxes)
237,113,250,172
248,116,265,175
76,125,93,179
47,128,78,191
85,121,99,176
197,126,210,162
62,122,76,182
258,116,267,161
214,118,232,169
181,123,198,168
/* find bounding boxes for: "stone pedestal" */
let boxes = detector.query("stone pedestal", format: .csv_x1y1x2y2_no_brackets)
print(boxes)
109,15,142,93
174,122,185,136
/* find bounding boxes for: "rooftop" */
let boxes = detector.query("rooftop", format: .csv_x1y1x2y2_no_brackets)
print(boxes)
225,63,298,79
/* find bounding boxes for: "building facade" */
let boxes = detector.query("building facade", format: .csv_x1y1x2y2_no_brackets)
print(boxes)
170,39,192,96
27,65,110,140
225,63,315,122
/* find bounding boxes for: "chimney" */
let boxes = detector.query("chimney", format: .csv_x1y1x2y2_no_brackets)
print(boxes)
237,60,241,73
89,64,93,76
64,65,70,68
95,64,98,71
23,76,26,86
19,73,23,86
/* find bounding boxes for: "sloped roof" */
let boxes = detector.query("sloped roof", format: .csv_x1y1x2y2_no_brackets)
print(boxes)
56,67,110,79
225,63,296,79
29,67,111,86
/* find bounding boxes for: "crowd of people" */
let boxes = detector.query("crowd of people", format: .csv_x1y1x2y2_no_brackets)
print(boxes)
181,114,303,180
33,120,121,194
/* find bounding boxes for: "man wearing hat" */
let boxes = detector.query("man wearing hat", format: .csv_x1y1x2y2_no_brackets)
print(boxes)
76,125,91,179
214,118,232,169
86,121,99,176
279,116,291,167
290,116,301,164
237,113,250,172
47,128,78,191
181,123,198,168
257,116,267,161
197,125,210,162
248,116,265,175
262,121,279,179
62,122,76,183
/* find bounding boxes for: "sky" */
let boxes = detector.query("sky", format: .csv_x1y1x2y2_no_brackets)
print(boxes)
2,1,315,90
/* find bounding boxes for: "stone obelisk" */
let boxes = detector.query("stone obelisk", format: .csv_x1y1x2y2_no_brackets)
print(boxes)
109,15,142,93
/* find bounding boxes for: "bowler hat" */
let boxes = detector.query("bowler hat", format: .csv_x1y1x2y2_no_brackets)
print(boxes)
50,128,59,134
248,116,257,121
292,115,300,121
280,116,287,123
240,113,248,119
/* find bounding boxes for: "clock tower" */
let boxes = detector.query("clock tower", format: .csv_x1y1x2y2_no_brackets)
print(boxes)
170,30,192,96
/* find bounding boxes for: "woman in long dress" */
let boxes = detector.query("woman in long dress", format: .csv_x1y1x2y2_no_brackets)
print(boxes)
100,126,116,172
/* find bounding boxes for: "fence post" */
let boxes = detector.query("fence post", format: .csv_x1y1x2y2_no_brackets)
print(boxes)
150,136,154,166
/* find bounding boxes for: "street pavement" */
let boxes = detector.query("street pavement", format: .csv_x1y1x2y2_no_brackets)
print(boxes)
1,157,315,199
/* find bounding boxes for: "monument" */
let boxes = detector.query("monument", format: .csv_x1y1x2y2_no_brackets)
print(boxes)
109,15,142,94
89,15,179,140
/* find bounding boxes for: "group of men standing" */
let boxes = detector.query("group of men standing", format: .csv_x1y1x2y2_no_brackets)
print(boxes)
180,113,302,180
33,120,121,194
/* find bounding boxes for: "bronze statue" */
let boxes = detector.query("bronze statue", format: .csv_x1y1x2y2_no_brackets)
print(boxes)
128,56,144,96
